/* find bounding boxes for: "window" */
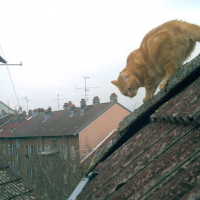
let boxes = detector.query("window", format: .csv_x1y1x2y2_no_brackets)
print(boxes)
44,145,49,152
16,139,20,148
60,146,67,159
17,154,20,166
26,164,34,177
71,146,76,160
30,145,35,156
8,145,11,155
25,145,30,156
3,145,6,155
37,145,42,152
12,145,17,156
25,145,35,156
12,162,17,172
52,139,58,149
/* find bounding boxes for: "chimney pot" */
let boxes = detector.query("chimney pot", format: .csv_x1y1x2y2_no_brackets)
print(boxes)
44,106,52,121
63,101,73,110
70,104,76,116
93,96,100,105
28,109,33,116
110,93,118,103
80,99,87,114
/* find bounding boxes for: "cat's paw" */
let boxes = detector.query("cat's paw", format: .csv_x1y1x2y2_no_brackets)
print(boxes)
159,82,166,90
143,97,150,103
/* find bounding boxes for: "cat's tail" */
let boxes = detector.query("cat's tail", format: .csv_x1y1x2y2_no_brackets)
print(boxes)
187,23,200,42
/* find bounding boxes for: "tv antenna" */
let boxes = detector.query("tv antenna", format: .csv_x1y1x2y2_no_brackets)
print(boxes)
53,94,67,110
22,97,31,114
76,76,100,101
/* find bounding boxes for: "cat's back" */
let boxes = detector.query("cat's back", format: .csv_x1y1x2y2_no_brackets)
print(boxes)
143,20,182,41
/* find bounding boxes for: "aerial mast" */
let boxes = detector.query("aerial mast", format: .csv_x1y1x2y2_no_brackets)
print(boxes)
76,76,100,101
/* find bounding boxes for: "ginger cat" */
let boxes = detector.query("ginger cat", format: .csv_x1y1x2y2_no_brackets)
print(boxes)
111,20,200,103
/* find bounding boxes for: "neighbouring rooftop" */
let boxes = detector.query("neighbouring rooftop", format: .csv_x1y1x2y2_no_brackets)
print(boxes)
0,159,40,199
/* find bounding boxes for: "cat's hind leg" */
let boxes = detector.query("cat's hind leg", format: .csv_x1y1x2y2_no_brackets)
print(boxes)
159,62,179,90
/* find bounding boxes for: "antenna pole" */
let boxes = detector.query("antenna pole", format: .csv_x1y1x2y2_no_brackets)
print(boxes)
53,94,67,111
76,76,100,101
22,97,31,114
83,76,89,100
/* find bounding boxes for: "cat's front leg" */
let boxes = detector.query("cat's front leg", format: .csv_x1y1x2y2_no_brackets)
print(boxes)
143,78,156,103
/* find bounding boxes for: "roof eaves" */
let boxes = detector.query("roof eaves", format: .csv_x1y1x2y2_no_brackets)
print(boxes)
83,54,200,176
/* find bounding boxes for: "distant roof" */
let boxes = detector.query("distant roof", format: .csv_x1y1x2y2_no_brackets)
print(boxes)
0,159,40,199
0,102,130,138
0,101,15,114
77,54,200,200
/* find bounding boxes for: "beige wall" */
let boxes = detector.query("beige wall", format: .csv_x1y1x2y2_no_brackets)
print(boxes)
79,104,130,159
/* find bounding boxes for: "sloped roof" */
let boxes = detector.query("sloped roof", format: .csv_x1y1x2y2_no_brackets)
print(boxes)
77,54,200,200
0,159,40,199
0,102,126,138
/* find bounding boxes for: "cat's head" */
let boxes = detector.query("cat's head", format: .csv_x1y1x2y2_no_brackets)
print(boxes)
111,71,140,98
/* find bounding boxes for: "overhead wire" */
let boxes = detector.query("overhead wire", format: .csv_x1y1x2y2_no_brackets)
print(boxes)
0,42,22,113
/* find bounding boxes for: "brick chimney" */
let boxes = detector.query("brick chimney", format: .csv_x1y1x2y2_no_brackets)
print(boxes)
63,101,73,110
28,109,33,116
22,110,26,117
33,108,44,118
80,99,87,114
110,93,118,103
70,104,76,116
93,96,100,105
44,106,52,121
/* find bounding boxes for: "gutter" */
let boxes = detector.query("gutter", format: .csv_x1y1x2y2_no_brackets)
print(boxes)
68,172,98,200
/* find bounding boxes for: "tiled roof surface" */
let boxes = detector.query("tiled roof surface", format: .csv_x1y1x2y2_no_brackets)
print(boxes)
77,55,200,200
0,102,115,138
0,159,40,200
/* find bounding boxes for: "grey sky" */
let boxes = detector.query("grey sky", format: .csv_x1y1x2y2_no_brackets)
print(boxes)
0,0,200,112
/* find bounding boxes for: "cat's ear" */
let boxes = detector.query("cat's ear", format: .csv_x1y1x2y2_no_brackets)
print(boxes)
120,72,129,80
111,80,118,86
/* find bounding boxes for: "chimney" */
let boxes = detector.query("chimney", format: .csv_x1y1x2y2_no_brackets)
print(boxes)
63,101,73,110
93,96,100,105
63,102,68,110
1,110,7,118
22,110,26,117
110,93,118,103
44,106,52,121
33,108,44,117
70,104,76,116
80,99,87,114
28,109,33,116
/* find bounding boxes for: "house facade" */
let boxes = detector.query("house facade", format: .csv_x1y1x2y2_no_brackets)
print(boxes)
0,94,131,199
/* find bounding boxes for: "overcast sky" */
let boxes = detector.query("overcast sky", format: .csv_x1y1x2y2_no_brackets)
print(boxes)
0,0,200,112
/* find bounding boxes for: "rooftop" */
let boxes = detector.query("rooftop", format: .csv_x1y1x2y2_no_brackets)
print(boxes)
0,159,40,199
0,101,130,138
76,54,200,199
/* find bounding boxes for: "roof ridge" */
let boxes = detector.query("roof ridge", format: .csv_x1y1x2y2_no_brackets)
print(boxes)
84,54,200,176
